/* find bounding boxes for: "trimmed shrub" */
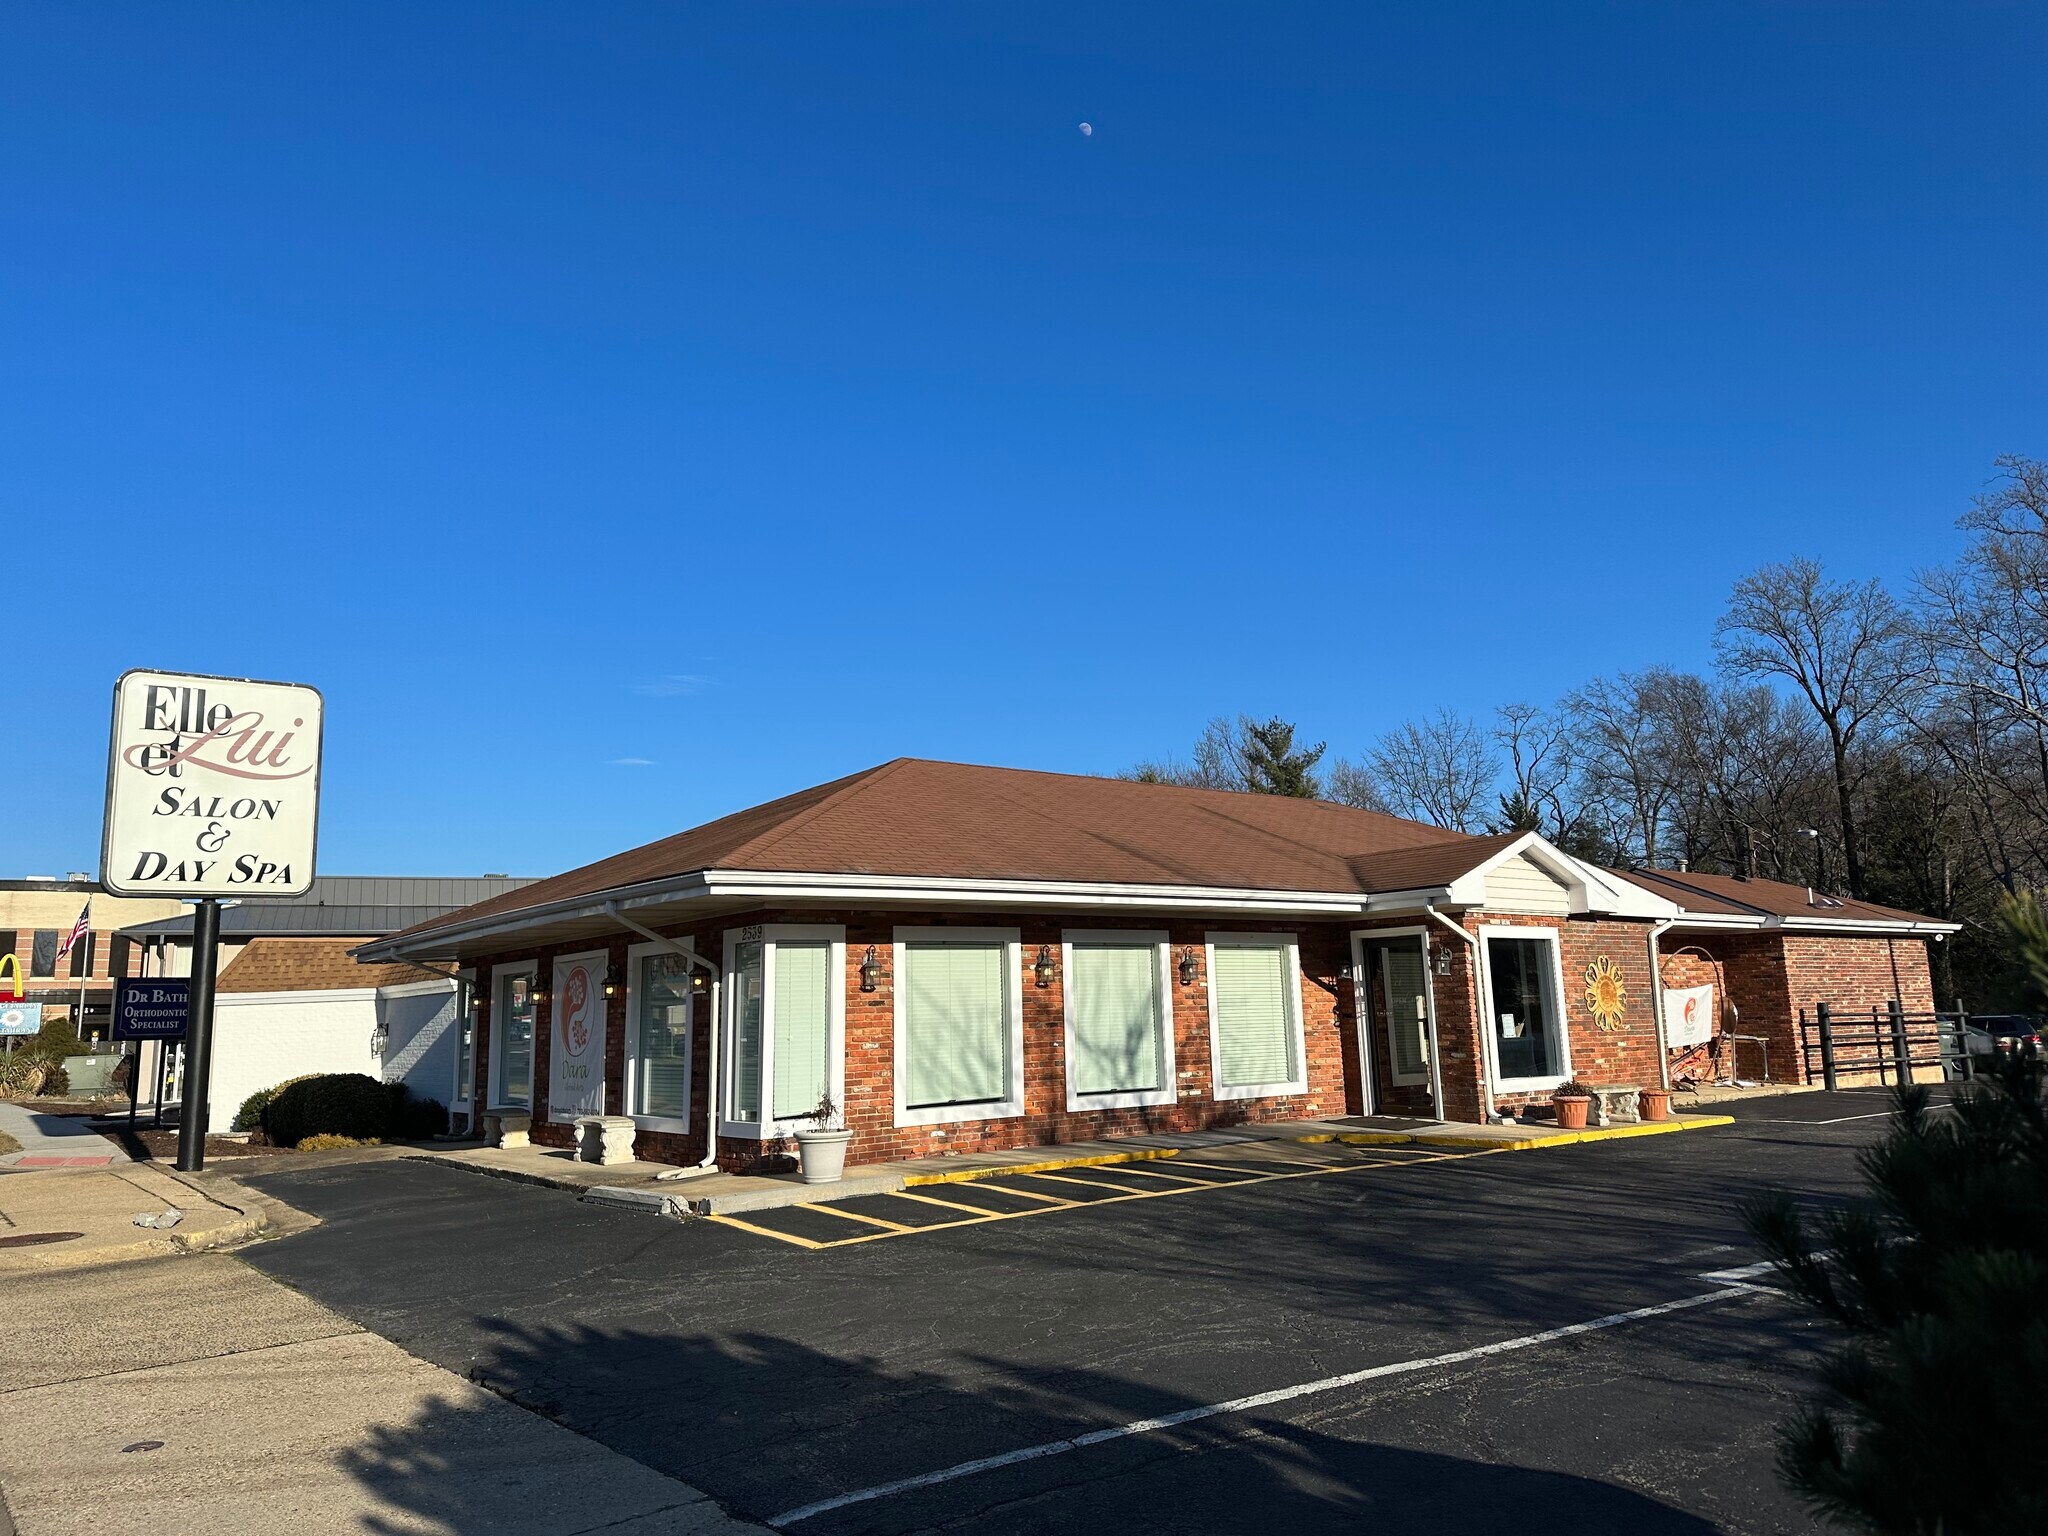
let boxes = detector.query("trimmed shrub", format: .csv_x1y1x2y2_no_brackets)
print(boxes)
264,1073,392,1147
295,1133,381,1151
234,1074,316,1133
385,1083,448,1141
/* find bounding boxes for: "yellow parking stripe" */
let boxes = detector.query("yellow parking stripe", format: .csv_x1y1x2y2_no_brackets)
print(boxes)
706,1144,1498,1250
1105,1163,1222,1183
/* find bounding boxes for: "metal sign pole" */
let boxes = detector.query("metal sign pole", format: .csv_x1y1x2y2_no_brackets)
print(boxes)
173,898,221,1173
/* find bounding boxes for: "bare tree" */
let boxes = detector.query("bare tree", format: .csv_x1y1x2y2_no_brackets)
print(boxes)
1563,671,1685,868
1322,757,1391,812
1715,558,1912,897
1361,710,1497,832
1127,715,1324,797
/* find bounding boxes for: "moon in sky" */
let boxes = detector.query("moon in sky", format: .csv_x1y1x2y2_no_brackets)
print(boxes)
1078,122,1092,136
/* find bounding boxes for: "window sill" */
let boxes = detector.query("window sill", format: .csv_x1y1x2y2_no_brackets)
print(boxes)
896,1099,1025,1129
630,1113,691,1135
1065,1085,1175,1113
1212,1078,1307,1102
1495,1075,1570,1095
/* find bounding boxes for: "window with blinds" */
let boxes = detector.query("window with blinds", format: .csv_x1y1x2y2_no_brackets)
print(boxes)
494,971,534,1108
1379,942,1430,1084
728,939,765,1123
1209,939,1301,1094
1068,940,1165,1098
633,952,694,1121
770,941,831,1121
902,940,1009,1109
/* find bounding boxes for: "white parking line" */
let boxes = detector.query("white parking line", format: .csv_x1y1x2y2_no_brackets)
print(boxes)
767,1284,1760,1527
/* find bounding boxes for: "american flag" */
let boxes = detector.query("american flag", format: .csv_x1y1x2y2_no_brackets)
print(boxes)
55,901,90,963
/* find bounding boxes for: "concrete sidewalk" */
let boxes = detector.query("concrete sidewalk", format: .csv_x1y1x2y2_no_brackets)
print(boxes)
414,1110,1736,1220
0,1162,266,1271
0,1252,769,1536
0,1100,119,1170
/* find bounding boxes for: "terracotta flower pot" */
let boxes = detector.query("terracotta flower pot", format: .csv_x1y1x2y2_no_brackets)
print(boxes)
1553,1093,1592,1130
1638,1088,1671,1123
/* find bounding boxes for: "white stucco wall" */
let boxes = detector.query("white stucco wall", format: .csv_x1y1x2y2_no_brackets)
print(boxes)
206,980,459,1132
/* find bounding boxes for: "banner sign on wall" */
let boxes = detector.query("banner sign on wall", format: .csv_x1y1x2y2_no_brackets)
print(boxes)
1,1001,43,1037
547,952,608,1122
113,978,190,1041
102,669,324,899
1663,984,1717,1048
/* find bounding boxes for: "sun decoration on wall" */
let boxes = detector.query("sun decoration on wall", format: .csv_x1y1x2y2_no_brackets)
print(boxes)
1584,955,1629,1032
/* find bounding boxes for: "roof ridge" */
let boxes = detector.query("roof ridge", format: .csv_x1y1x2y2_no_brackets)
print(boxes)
719,758,913,868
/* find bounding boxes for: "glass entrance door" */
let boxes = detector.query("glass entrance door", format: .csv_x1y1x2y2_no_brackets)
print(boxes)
1354,934,1439,1117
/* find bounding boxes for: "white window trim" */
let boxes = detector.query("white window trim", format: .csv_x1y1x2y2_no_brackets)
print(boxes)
488,961,537,1111
623,939,695,1134
1477,923,1574,1094
1061,929,1177,1113
893,926,1026,1129
1204,932,1309,1101
719,924,846,1140
452,968,476,1109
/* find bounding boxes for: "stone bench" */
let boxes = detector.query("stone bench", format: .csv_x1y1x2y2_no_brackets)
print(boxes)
482,1112,530,1149
576,1115,639,1166
1587,1085,1643,1127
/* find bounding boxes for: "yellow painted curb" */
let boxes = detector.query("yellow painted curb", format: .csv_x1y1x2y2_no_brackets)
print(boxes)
904,1146,1185,1187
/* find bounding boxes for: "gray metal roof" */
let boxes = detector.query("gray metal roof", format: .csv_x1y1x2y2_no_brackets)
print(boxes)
117,876,537,939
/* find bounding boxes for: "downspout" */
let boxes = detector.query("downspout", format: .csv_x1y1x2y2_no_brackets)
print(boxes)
1424,905,1492,1124
605,901,723,1174
1646,920,1676,1094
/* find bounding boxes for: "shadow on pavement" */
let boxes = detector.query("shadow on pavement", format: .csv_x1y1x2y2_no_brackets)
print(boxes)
335,1317,1725,1536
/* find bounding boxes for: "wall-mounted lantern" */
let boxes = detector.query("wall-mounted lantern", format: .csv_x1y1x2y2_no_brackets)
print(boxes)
859,945,882,993
1434,942,1452,977
528,972,550,1007
1177,946,1199,986
602,963,624,1000
1033,944,1056,989
690,968,709,993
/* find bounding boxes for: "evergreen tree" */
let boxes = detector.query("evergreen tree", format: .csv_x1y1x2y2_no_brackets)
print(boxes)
1240,717,1325,797
1744,901,2048,1532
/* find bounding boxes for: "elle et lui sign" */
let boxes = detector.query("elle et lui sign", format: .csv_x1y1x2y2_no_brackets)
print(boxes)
102,669,324,898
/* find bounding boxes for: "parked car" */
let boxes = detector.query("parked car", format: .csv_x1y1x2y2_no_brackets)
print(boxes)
1961,1014,2043,1058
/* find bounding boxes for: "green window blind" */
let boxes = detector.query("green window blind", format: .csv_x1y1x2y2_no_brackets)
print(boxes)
634,954,693,1118
903,941,1008,1108
770,941,832,1121
1211,942,1296,1088
1382,944,1429,1080
1069,942,1163,1095
729,940,764,1122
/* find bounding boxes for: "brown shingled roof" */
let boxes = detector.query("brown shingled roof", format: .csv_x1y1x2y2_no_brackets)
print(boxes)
1618,868,1940,926
385,758,1491,942
218,938,449,993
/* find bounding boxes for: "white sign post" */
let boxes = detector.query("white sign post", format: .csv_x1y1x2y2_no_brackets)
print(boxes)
103,670,324,1172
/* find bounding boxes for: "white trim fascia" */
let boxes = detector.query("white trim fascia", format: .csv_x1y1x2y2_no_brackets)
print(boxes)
487,960,538,1112
893,926,1026,1129
360,868,1456,962
1445,832,1680,919
1664,913,1962,936
1476,922,1574,1096
1204,931,1309,1102
1060,929,1177,1114
213,986,381,1006
376,978,460,1000
623,938,695,1134
717,924,847,1140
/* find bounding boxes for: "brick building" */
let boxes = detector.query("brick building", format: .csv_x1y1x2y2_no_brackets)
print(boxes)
358,760,1959,1169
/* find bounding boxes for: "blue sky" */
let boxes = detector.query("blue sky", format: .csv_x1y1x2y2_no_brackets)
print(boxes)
4,3,2043,878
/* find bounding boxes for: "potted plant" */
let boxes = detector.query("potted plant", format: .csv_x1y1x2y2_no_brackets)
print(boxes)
1551,1079,1596,1130
793,1092,853,1184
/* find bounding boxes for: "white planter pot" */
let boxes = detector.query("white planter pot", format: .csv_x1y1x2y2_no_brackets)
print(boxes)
794,1128,853,1184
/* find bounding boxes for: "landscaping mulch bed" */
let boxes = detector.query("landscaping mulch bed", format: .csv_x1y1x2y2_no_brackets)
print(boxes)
103,1127,299,1162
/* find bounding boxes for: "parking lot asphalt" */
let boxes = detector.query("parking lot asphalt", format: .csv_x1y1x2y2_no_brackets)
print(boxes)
238,1091,1918,1534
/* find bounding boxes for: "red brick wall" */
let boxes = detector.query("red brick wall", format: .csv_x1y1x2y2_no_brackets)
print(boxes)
1656,932,1935,1084
467,908,1357,1171
1458,913,1663,1114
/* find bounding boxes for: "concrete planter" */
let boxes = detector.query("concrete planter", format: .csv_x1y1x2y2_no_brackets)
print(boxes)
1552,1093,1592,1131
1638,1088,1671,1122
794,1128,853,1184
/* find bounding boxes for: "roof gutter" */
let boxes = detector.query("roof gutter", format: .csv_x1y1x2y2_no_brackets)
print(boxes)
604,901,722,1173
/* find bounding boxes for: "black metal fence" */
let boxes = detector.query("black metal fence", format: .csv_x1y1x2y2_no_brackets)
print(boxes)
1796,1001,1973,1090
